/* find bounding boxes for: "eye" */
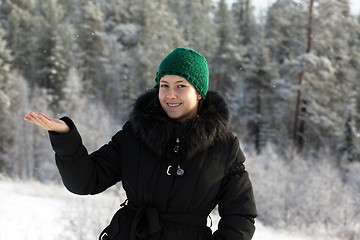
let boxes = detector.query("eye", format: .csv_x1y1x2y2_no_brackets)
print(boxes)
160,84,168,88
178,84,186,88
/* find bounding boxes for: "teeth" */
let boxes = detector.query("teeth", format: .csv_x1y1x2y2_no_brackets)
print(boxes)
168,103,181,107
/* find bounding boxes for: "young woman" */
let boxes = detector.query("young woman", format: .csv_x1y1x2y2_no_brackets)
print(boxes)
24,47,257,240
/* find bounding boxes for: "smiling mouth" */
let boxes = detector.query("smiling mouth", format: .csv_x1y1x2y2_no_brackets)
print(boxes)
167,103,182,107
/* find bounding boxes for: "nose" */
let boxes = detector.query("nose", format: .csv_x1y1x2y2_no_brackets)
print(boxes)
166,88,177,99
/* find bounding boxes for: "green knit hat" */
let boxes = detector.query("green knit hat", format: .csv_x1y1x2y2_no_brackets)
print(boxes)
154,47,209,99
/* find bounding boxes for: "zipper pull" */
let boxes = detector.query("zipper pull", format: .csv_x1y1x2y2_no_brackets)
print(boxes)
176,164,184,176
174,138,180,153
169,138,184,176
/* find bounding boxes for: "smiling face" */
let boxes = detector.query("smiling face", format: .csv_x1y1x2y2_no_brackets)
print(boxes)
158,75,202,123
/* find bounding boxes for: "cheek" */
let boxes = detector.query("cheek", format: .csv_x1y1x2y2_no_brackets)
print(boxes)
158,91,165,100
186,94,199,108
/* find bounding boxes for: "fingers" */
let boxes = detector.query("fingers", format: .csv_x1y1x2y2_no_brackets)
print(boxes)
39,113,51,121
24,112,70,133
38,113,54,129
24,112,50,130
24,112,39,124
24,112,40,125
38,114,51,129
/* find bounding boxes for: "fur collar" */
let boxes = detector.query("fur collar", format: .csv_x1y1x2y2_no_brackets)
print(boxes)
129,89,231,159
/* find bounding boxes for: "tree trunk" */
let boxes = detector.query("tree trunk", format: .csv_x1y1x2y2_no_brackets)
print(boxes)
293,0,314,151
255,88,261,154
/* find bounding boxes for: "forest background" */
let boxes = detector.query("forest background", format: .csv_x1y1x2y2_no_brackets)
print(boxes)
0,0,359,239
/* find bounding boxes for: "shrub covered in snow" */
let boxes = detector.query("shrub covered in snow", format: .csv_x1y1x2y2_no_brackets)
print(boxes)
245,145,360,239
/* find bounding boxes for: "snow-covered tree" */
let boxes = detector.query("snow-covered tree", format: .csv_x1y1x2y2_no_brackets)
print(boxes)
101,0,134,30
59,0,81,20
264,0,309,151
7,72,57,181
4,71,29,177
246,146,360,236
61,68,114,153
27,86,56,180
211,0,239,95
263,0,360,154
303,0,359,150
337,107,360,162
266,0,308,64
173,0,217,57
0,25,13,173
232,0,257,45
78,1,108,98
102,33,137,122
224,1,283,153
210,0,245,121
126,0,186,95
34,0,77,110
240,23,281,154
4,0,36,80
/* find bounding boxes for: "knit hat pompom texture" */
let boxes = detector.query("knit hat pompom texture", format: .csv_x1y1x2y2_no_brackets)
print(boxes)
155,47,209,99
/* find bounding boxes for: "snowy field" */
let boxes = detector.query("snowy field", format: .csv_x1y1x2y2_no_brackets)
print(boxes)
0,179,341,240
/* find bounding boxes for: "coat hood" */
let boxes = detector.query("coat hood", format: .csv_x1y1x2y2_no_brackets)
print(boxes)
129,89,231,159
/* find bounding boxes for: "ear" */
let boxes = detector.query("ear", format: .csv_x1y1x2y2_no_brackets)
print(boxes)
197,93,202,100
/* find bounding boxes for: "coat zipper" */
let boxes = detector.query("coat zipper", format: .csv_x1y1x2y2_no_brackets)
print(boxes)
166,138,184,176
165,137,184,211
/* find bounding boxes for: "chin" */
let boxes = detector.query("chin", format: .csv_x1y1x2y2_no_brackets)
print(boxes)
168,114,181,120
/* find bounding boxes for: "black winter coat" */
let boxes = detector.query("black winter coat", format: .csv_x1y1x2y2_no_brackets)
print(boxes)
49,90,257,240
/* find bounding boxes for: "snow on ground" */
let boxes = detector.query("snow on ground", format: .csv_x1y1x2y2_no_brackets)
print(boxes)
0,179,339,240
0,182,64,239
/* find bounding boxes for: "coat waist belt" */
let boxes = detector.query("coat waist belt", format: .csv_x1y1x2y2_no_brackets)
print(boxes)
125,201,208,240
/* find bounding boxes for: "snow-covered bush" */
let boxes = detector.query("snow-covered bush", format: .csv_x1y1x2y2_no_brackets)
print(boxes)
245,144,360,239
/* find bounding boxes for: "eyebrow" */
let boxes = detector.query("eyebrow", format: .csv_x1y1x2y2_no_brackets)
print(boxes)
160,80,187,84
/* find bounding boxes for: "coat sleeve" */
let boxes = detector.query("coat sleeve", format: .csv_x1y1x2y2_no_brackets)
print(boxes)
49,116,123,195
212,137,257,240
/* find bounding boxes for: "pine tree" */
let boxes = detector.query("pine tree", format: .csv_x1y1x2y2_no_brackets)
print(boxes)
98,0,144,118
26,85,55,180
34,0,77,110
312,0,360,158
127,0,186,96
266,0,308,64
228,0,282,153
5,71,55,180
263,0,360,153
78,1,108,98
176,0,218,57
292,0,314,151
103,33,139,121
0,25,13,172
241,22,281,154
356,15,360,135
61,68,113,154
210,0,240,95
232,0,257,45
59,0,81,20
101,0,133,30
305,0,359,150
4,0,36,80
0,0,11,25
337,105,360,162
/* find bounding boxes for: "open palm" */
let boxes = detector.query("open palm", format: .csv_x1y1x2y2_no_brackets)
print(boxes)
24,112,70,133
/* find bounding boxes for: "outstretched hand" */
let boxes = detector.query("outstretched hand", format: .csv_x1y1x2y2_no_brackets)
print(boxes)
24,112,70,134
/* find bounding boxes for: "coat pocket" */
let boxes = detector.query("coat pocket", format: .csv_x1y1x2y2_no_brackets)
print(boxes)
99,206,136,240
